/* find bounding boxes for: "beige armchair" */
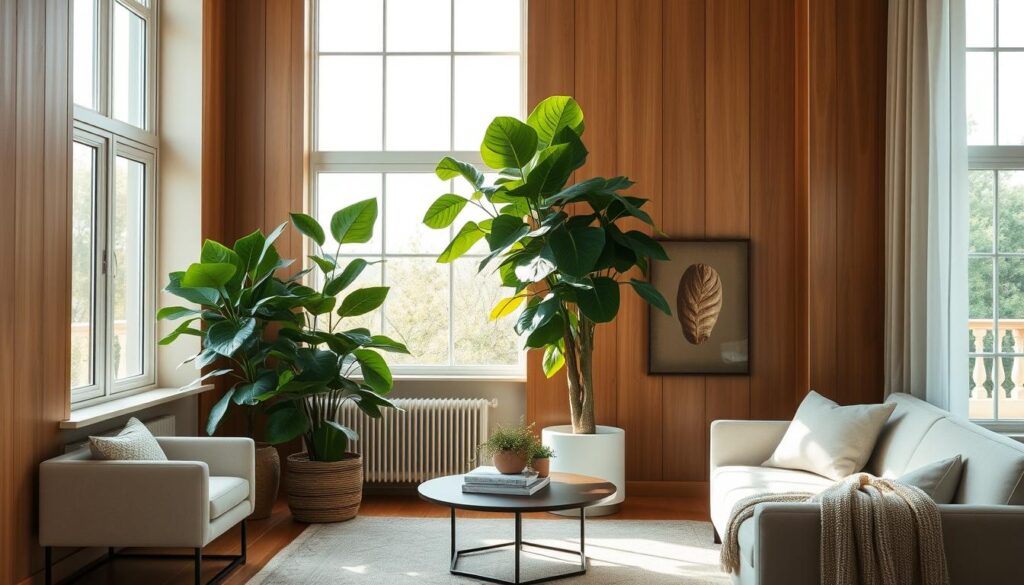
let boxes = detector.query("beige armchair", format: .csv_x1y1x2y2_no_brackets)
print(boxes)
39,436,255,585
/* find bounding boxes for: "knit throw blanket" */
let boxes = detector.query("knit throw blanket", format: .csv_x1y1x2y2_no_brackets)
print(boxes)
719,473,949,585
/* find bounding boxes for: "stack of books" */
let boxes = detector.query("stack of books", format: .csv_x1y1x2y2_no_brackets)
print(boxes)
462,466,550,496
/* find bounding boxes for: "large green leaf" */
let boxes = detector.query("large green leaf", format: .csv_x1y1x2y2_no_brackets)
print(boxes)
353,349,393,394
542,341,566,378
525,311,564,347
526,96,584,149
480,116,538,170
200,240,243,285
365,334,410,354
576,276,620,323
423,194,470,229
290,212,326,247
438,221,485,263
337,286,389,317
309,255,337,275
157,306,200,321
165,277,220,306
617,230,669,261
181,262,237,289
304,294,337,316
233,230,266,275
514,246,557,283
629,279,672,316
331,198,378,244
352,387,400,418
435,156,484,188
232,373,276,406
205,387,236,435
547,225,605,277
324,258,367,296
485,215,529,253
159,319,201,345
206,317,257,357
265,401,309,445
516,295,558,336
515,143,575,198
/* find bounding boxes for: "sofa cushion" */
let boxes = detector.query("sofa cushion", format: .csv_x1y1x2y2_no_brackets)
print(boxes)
762,391,896,480
89,417,168,461
209,476,249,520
908,418,1024,505
865,393,946,477
895,455,963,504
709,465,833,535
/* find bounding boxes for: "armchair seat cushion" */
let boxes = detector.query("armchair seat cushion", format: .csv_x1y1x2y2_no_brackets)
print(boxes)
209,476,250,520
710,465,833,534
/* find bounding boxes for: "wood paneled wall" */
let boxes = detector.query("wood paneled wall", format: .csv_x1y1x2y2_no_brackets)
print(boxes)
0,1,71,583
201,0,308,438
526,0,888,484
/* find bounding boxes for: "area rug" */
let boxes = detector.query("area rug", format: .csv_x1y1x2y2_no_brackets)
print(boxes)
248,516,730,584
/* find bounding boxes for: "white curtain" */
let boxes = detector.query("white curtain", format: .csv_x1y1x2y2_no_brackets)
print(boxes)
884,0,968,414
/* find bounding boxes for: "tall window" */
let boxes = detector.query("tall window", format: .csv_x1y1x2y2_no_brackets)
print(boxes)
312,0,526,377
71,0,158,405
964,0,1024,422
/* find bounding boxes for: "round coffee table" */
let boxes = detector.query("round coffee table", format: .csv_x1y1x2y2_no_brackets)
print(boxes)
417,472,616,585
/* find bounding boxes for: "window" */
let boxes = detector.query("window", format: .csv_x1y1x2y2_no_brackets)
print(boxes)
963,0,1024,422
71,0,158,405
311,0,526,377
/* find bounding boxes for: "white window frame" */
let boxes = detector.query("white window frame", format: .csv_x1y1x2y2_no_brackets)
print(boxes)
71,0,159,407
309,0,528,379
957,0,1024,427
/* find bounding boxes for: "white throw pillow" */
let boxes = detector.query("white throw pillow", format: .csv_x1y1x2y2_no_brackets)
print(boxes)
896,455,963,504
762,391,896,480
89,417,168,461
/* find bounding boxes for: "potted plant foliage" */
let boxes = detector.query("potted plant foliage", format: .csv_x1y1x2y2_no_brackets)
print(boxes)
530,444,554,478
159,200,406,523
423,95,671,514
479,420,542,474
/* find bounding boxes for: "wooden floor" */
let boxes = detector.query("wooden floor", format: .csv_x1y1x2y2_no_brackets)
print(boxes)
69,493,708,585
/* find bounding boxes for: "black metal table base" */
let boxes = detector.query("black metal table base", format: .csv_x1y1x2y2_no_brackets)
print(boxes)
449,507,587,585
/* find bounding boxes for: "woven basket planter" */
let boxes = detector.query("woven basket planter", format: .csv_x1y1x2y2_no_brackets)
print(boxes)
251,443,281,520
286,452,363,523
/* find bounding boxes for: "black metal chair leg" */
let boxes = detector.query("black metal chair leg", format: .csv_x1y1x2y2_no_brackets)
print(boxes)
713,527,722,544
194,548,202,585
240,521,247,563
45,547,52,585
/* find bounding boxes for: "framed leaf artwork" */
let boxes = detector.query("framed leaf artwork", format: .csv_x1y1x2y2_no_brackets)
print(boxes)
648,240,750,374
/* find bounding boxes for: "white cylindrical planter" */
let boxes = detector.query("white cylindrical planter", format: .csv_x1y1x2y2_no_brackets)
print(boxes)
542,425,625,516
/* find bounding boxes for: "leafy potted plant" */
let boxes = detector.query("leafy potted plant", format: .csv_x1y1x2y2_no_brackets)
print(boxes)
479,420,542,474
160,199,406,523
530,444,554,478
423,96,671,514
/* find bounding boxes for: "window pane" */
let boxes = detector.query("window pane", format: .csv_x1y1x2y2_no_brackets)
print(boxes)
999,0,1024,47
453,56,521,150
453,260,521,365
383,258,449,365
386,0,450,52
967,52,995,144
999,170,1024,251
112,3,146,128
970,170,995,252
317,173,383,255
966,0,995,47
112,156,146,380
999,257,1024,323
384,173,452,254
385,56,451,150
73,0,97,108
969,357,996,418
454,0,521,52
1001,352,1024,419
970,256,994,316
319,0,383,52
71,143,97,389
318,56,383,151
998,53,1024,145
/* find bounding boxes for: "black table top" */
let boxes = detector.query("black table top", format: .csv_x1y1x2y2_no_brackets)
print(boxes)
417,472,616,513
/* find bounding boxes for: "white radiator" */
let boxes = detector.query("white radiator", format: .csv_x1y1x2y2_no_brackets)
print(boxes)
333,398,493,483
64,415,177,453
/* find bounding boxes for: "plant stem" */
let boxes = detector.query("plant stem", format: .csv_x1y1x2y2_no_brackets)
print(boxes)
562,309,596,434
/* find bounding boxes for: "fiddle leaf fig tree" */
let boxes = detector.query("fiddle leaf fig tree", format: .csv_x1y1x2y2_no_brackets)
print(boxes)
424,96,672,434
159,200,408,461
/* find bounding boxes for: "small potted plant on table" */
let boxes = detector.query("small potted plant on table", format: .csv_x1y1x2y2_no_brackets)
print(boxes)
530,444,554,478
480,421,541,475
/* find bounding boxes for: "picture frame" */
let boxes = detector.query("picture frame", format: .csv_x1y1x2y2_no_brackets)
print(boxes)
648,239,750,375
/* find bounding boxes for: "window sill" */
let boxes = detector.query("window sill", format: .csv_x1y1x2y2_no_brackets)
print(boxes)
390,373,527,383
60,384,215,430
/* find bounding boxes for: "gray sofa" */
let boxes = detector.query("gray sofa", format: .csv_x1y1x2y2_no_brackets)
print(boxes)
710,393,1024,585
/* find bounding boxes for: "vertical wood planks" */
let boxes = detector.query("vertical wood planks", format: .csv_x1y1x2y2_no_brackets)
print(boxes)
0,1,16,580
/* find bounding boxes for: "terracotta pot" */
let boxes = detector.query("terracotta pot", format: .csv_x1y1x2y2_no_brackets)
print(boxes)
492,450,528,474
532,457,550,478
251,443,281,520
285,452,362,523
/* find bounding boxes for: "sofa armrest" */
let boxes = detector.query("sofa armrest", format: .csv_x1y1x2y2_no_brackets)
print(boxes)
39,459,209,548
157,437,255,479
748,502,1024,585
710,420,789,474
